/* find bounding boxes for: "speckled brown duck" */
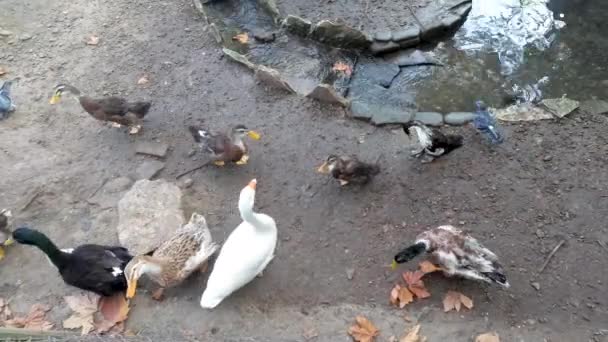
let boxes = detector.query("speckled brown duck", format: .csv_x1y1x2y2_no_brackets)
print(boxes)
188,124,261,166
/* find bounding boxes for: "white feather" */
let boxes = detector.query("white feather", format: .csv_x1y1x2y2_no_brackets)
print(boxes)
200,184,277,309
412,126,432,148
45,248,73,267
111,267,122,277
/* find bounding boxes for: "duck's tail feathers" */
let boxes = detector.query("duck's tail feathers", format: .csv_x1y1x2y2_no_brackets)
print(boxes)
445,134,464,149
482,271,510,288
127,101,151,118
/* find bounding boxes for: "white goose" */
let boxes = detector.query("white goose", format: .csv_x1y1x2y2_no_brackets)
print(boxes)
200,179,277,309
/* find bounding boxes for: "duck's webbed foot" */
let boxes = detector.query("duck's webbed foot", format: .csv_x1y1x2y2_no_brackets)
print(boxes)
151,287,165,301
213,160,226,167
236,154,249,165
128,125,142,135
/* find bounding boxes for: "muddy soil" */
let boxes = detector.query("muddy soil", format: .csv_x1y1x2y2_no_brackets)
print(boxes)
276,0,428,33
1,0,607,341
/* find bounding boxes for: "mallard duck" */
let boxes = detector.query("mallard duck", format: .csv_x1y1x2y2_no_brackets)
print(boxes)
0,81,15,120
188,124,261,166
317,155,380,186
402,121,463,163
49,84,151,134
12,227,133,296
392,225,509,288
200,179,277,308
124,213,218,300
0,209,14,261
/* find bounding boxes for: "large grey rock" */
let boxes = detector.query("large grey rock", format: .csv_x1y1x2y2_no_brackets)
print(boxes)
257,0,281,23
444,112,475,125
283,15,312,36
255,65,295,93
579,100,608,115
392,27,420,42
374,31,392,42
117,179,184,255
369,41,400,55
384,49,442,67
356,62,400,88
351,100,376,120
310,20,370,49
541,98,580,118
414,112,444,126
371,107,414,125
306,84,349,107
222,48,255,70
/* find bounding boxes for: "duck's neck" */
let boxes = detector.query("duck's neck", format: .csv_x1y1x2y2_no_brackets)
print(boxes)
31,233,69,269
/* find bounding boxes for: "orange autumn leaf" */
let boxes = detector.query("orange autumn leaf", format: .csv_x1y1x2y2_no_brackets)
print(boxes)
96,294,130,333
443,290,473,312
418,261,442,274
390,284,414,308
4,303,53,331
402,271,430,299
475,332,500,342
348,315,379,342
85,35,99,46
332,61,352,76
232,33,249,44
400,324,427,342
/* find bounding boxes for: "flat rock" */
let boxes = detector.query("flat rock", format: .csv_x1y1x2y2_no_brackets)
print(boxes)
117,179,184,255
374,31,392,42
135,141,169,158
255,65,295,93
392,27,420,42
311,20,370,49
283,15,312,36
356,62,400,88
371,106,414,125
494,103,553,122
135,160,165,180
104,177,133,193
541,97,580,118
414,112,444,126
253,30,276,43
306,84,349,107
384,49,442,67
579,99,608,115
444,112,475,125
369,41,400,55
222,47,255,70
351,100,375,120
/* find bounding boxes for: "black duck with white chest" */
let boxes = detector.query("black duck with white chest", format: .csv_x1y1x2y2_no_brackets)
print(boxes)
402,121,463,163
12,227,133,296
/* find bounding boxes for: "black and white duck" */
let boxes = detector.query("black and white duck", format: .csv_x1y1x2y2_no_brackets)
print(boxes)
12,227,133,296
402,121,463,163
392,225,509,288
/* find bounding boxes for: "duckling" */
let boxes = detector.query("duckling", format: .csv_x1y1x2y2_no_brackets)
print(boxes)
392,225,509,288
49,84,151,134
402,121,463,163
0,81,15,120
0,209,14,261
12,227,133,296
188,124,261,166
124,213,218,301
317,155,380,186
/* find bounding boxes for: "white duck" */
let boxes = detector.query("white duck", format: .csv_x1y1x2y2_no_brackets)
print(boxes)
200,179,277,309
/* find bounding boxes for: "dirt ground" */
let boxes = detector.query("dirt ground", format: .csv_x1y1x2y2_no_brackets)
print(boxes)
1,0,607,341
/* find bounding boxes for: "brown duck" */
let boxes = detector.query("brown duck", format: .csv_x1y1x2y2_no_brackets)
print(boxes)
188,124,261,166
317,154,380,186
49,84,151,134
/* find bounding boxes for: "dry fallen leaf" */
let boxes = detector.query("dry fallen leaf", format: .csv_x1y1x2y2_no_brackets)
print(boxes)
402,271,431,299
63,293,99,335
475,332,500,342
390,284,414,308
85,35,100,45
348,315,379,342
400,324,427,342
96,294,130,333
332,61,352,76
0,66,7,76
137,75,149,85
4,303,53,331
232,33,249,44
418,261,442,274
0,297,13,321
443,290,474,312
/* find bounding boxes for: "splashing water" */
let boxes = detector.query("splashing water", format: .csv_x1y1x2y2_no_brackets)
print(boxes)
455,0,566,75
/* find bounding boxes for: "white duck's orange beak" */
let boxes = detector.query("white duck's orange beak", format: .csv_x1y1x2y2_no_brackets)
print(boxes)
247,179,257,190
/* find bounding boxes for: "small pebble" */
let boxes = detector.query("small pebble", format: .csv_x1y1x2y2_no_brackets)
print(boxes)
182,178,193,188
531,282,541,291
346,268,355,280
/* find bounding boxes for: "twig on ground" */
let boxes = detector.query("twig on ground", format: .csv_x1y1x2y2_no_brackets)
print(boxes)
538,239,565,274
88,178,109,199
176,161,212,179
19,187,42,212
597,240,608,254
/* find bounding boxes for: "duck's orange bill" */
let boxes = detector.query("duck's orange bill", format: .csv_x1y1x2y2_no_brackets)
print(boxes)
126,279,137,299
247,179,257,190
317,162,330,174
